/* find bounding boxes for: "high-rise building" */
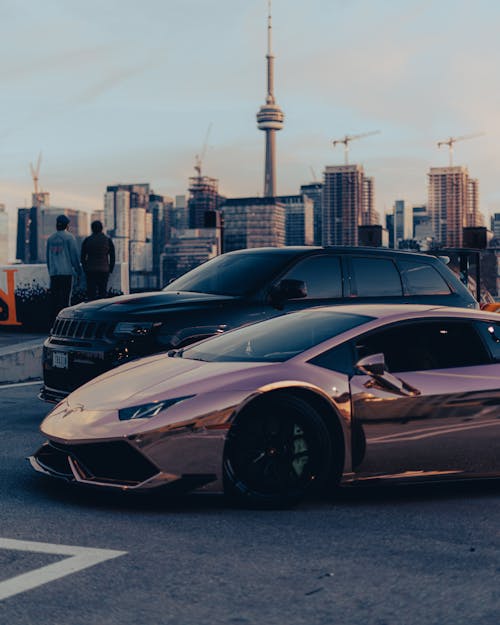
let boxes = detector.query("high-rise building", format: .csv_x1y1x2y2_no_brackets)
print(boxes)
104,184,170,289
385,213,395,248
0,205,8,264
222,197,285,252
16,208,34,263
322,164,376,246
392,199,413,247
428,166,481,247
256,3,284,197
170,195,189,231
360,177,378,226
412,205,434,242
15,190,50,264
104,183,150,267
150,194,172,286
300,182,323,245
188,175,222,229
466,178,482,227
491,213,500,239
160,228,220,286
277,194,314,246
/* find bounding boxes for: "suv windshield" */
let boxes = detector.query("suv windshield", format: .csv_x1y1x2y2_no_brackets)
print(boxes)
180,310,374,362
163,251,298,296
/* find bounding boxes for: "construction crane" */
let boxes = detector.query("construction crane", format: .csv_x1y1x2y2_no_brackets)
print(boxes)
194,123,213,177
30,152,42,200
332,131,380,165
437,133,484,166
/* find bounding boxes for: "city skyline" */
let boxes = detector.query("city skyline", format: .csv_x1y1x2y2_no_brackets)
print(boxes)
2,0,500,236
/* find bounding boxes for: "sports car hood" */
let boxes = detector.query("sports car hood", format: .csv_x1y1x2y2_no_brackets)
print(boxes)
62,291,237,316
65,353,281,410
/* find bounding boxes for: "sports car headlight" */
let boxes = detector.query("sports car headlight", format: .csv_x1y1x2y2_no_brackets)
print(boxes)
118,395,194,421
114,322,156,336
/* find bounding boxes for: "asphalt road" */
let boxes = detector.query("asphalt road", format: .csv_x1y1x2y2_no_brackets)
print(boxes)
1,381,499,625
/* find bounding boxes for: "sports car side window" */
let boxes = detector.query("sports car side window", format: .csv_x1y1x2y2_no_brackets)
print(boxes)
281,255,343,299
355,321,491,372
476,321,500,361
308,342,354,374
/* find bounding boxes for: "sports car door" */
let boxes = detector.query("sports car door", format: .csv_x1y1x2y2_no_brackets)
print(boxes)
349,318,500,481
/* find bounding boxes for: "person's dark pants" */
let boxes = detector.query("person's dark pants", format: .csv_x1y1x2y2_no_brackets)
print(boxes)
85,271,109,301
49,275,73,325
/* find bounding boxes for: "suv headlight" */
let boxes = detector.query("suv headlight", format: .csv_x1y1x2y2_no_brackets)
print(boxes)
114,321,157,336
118,395,194,421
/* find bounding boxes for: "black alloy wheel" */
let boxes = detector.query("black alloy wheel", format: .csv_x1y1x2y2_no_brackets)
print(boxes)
223,394,335,508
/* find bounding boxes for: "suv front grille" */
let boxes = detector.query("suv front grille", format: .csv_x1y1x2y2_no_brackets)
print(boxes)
51,319,114,340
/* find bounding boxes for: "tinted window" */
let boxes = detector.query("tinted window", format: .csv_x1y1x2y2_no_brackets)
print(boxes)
351,258,402,297
476,321,500,361
399,260,451,295
163,251,298,296
308,342,354,374
181,311,374,363
355,320,490,372
282,255,343,299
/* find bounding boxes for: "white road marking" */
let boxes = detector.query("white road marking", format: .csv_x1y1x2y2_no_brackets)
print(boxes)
0,538,126,601
0,380,42,390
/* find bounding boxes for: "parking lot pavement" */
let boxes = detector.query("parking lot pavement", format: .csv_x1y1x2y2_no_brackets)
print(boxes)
1,383,500,625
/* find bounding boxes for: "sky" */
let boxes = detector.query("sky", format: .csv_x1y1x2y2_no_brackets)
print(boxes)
2,0,500,252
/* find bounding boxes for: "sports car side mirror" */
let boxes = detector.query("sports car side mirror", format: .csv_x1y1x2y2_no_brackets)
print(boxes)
355,353,386,376
355,353,421,397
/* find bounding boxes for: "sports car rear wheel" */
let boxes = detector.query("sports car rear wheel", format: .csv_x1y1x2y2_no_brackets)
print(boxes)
223,394,333,508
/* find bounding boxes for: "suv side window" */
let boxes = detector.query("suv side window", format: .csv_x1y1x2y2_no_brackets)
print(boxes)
354,320,490,372
282,255,343,299
399,260,451,295
350,257,402,297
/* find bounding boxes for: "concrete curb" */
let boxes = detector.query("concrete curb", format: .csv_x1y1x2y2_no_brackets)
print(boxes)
0,339,44,383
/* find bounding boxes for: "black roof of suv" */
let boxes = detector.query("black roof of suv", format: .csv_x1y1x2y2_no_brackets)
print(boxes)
41,246,477,402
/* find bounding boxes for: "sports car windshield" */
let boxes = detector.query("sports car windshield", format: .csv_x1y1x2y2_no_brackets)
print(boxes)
163,251,298,296
180,311,374,362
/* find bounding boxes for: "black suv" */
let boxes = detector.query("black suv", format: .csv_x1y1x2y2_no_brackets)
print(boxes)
41,246,477,402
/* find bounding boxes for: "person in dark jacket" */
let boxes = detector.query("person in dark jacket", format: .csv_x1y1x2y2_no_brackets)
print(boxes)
80,220,115,301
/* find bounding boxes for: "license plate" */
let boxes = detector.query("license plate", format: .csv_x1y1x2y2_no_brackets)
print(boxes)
52,351,69,369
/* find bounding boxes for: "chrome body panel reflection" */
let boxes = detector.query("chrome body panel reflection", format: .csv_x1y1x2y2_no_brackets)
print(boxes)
350,366,500,480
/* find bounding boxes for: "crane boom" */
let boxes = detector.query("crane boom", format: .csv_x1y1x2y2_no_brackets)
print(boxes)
332,130,380,164
437,133,484,166
194,122,213,177
30,152,42,196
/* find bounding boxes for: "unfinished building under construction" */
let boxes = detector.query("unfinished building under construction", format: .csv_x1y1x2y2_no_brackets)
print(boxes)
188,175,223,229
322,164,377,246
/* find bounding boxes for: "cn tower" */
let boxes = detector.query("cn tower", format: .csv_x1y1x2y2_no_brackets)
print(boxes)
256,0,284,197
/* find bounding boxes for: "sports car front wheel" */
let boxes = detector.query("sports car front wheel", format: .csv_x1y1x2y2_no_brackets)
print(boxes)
223,394,334,508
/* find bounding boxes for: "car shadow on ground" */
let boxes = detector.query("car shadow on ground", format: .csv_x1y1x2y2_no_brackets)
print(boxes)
22,472,500,514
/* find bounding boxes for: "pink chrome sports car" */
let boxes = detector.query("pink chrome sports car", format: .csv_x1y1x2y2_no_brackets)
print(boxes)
30,304,500,507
